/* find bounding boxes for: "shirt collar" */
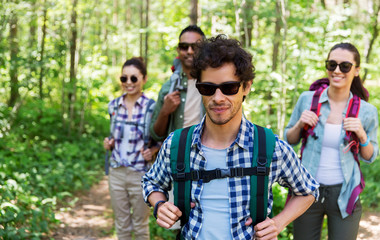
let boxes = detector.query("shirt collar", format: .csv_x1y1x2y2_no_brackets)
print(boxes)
118,93,147,108
319,86,353,103
192,114,251,151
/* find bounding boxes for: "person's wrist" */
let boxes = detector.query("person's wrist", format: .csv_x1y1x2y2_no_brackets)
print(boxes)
359,136,370,147
153,200,166,219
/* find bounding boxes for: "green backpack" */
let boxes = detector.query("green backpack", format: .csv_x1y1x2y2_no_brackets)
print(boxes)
170,124,276,230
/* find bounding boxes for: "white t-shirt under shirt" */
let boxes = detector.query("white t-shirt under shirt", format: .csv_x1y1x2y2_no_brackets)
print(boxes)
183,79,202,128
198,145,233,239
315,123,344,185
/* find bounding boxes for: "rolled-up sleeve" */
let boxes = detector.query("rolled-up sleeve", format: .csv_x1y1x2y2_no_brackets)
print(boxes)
141,133,174,206
273,137,320,201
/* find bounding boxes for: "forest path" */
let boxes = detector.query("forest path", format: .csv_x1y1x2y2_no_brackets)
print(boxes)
51,176,116,240
50,176,380,240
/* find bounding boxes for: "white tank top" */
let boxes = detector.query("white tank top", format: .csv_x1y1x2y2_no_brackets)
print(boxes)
315,123,344,185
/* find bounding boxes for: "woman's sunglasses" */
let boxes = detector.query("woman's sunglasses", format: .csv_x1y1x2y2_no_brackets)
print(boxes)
325,60,354,73
178,42,198,51
195,81,241,96
120,75,138,83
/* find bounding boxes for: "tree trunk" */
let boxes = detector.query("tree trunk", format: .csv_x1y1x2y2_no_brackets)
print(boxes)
277,0,287,138
190,0,198,25
140,0,143,58
39,5,48,100
29,0,38,82
272,1,281,72
233,0,242,42
144,0,149,65
363,3,380,82
68,0,78,136
8,6,19,107
242,0,254,48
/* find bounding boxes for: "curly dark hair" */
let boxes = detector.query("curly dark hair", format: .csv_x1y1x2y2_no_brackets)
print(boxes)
190,34,255,89
122,57,147,77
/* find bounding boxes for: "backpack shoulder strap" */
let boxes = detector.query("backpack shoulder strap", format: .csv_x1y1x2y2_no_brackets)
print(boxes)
110,96,123,136
299,88,325,159
250,124,276,226
143,98,156,148
170,125,196,227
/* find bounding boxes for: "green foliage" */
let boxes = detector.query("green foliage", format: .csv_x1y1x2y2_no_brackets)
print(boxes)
0,102,107,239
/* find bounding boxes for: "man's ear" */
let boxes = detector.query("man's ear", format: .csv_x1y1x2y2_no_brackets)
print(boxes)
242,80,253,95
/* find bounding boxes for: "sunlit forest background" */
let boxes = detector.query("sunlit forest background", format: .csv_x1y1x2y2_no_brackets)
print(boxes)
1,0,380,239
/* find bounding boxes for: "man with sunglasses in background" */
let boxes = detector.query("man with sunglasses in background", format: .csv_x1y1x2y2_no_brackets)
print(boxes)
149,25,205,143
142,35,319,239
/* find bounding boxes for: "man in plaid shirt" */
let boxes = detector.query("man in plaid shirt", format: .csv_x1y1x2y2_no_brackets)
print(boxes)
142,35,319,239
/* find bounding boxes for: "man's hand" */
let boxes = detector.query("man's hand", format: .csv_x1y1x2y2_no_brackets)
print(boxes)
245,217,279,240
156,202,183,229
156,202,196,229
162,91,181,115
103,137,115,150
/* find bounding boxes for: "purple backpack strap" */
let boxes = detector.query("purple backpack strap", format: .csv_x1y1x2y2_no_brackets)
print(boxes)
345,94,364,215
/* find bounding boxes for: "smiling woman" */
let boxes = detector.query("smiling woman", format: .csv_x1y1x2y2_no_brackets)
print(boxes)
102,57,159,240
285,43,379,240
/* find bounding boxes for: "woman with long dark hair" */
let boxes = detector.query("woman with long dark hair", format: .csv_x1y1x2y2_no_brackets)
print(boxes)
285,43,378,239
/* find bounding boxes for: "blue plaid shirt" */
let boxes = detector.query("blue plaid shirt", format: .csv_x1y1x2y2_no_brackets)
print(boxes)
108,93,154,172
142,116,319,239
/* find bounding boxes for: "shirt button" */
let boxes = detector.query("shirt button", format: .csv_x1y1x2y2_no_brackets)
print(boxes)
180,115,183,119
182,98,185,102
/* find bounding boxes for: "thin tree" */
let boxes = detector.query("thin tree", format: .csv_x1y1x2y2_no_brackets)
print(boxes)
277,0,288,138
363,2,380,82
8,3,19,107
190,0,198,25
39,1,48,100
144,0,149,65
68,0,78,136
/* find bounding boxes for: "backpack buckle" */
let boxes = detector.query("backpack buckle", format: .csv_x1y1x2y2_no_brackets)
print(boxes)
231,167,244,177
175,172,186,181
191,170,200,181
257,166,268,176
217,168,231,178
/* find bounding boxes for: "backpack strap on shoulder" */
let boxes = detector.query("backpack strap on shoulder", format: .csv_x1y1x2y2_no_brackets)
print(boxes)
299,88,325,160
344,94,364,215
143,98,156,149
170,125,196,227
250,125,275,226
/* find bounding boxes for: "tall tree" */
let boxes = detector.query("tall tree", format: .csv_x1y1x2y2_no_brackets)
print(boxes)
233,0,242,41
145,0,149,64
190,0,198,25
277,0,288,138
8,2,19,107
39,1,48,100
68,0,78,136
241,0,254,48
363,2,380,82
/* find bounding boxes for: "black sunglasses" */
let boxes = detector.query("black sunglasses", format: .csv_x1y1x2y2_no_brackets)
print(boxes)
120,75,138,83
178,42,198,51
325,60,354,73
196,81,242,96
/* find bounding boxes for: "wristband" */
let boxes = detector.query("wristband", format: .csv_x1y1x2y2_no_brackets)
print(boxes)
359,136,370,147
153,200,166,219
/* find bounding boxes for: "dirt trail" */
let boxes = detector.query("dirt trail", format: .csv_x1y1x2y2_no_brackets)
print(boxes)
51,176,380,239
51,176,116,240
